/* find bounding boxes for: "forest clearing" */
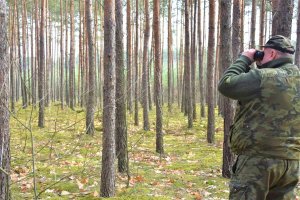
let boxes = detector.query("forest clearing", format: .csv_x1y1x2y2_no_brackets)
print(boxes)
1,0,300,199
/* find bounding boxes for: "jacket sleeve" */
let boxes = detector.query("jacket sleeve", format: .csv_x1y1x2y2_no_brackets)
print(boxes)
218,55,262,102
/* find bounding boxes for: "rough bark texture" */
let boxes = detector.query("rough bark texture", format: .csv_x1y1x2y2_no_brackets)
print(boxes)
153,0,164,154
10,0,15,113
85,0,95,135
101,0,116,197
38,0,46,128
127,0,132,113
115,0,128,173
240,0,244,52
295,0,300,66
220,0,235,178
232,0,242,60
69,0,75,110
250,0,256,48
0,1,10,198
272,0,294,37
142,0,150,131
21,0,28,108
207,0,215,143
185,0,193,128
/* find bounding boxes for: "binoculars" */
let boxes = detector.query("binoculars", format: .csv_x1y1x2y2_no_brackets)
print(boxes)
253,50,264,61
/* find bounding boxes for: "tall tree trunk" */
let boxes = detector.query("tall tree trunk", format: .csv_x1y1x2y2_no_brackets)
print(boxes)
240,0,244,52
295,0,300,66
38,0,46,128
259,0,266,46
220,0,235,178
0,1,10,198
271,0,294,37
153,0,164,154
69,0,75,110
65,0,69,106
134,0,139,126
101,0,116,197
60,0,64,109
207,0,216,143
10,0,16,113
167,0,172,112
191,0,197,120
85,0,95,135
250,0,256,48
185,0,193,128
116,0,128,173
127,0,132,113
22,0,28,108
142,0,150,130
198,0,205,118
232,0,242,60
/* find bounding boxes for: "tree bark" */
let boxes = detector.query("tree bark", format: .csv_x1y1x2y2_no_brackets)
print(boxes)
60,0,64,109
191,0,197,120
85,0,95,135
38,0,46,128
101,0,116,197
115,0,128,173
207,0,216,143
153,0,164,154
127,0,132,113
259,0,266,46
0,1,10,198
272,0,294,37
250,0,256,48
220,0,235,178
232,0,242,60
69,0,75,110
134,0,139,126
142,0,150,131
185,0,193,128
167,0,173,112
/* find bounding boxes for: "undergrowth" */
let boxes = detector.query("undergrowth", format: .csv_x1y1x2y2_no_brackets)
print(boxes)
9,103,300,199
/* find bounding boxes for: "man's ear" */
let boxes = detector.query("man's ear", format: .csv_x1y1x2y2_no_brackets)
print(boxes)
271,49,278,59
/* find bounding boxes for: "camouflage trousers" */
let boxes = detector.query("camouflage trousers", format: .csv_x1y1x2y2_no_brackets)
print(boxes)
229,154,300,200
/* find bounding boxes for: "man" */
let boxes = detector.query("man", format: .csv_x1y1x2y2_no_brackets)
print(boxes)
218,35,300,200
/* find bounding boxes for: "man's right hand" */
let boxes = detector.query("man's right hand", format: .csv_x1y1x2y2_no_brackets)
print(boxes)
241,49,256,63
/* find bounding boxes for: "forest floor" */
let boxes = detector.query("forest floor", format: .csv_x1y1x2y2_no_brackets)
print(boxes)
10,103,300,199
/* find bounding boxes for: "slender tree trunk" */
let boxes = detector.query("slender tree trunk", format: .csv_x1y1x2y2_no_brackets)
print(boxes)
240,0,244,52
60,0,64,109
69,0,75,110
259,0,266,46
250,0,256,48
0,1,10,198
65,0,69,106
134,0,139,126
115,0,128,173
185,0,193,128
167,0,173,112
101,0,116,197
22,0,28,108
153,0,164,154
198,0,205,118
220,0,235,178
142,0,150,130
191,0,197,120
38,0,46,128
10,0,16,113
207,0,216,143
232,0,242,60
85,0,95,135
127,0,132,113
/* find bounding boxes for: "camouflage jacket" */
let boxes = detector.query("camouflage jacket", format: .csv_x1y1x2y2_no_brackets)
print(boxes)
218,56,300,160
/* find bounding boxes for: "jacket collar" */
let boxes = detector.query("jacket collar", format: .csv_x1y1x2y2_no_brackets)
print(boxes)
259,57,293,69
